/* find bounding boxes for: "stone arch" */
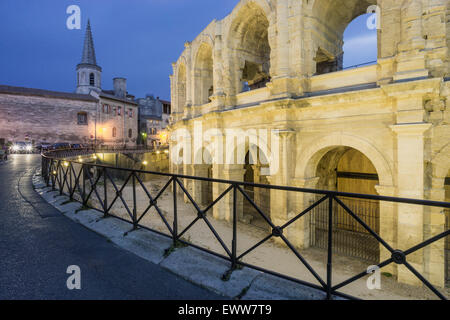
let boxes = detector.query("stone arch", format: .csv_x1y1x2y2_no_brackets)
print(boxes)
306,0,379,75
296,134,393,188
431,142,450,190
175,61,187,114
226,0,274,93
192,42,214,105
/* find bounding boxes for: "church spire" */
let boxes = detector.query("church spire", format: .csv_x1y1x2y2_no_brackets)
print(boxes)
80,19,97,66
76,19,102,94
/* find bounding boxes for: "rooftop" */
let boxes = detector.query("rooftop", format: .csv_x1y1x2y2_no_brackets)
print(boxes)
0,85,98,102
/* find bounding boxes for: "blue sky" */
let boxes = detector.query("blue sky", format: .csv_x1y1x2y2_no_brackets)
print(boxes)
0,1,376,100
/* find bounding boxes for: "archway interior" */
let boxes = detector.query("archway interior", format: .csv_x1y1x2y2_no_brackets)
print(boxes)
312,0,378,75
445,169,450,286
177,63,187,113
194,43,214,105
230,2,271,91
243,147,270,229
312,147,380,262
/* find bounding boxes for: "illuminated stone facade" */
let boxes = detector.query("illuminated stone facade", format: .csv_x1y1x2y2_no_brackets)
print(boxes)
170,0,450,287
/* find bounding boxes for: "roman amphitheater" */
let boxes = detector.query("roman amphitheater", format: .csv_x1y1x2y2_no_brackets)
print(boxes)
168,0,450,289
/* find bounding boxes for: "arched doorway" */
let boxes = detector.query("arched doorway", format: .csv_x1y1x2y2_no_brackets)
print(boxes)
243,147,270,229
311,0,378,75
310,147,380,262
228,2,271,92
445,169,450,286
193,43,214,105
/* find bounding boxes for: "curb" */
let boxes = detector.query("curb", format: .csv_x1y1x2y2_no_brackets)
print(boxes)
32,171,338,300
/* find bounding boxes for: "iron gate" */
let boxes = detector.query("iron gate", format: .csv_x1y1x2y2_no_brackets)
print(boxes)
310,196,380,263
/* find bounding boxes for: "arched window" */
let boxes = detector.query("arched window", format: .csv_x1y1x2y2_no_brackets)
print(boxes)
312,0,378,75
112,127,117,138
193,43,214,105
90,73,95,86
128,129,132,138
229,2,271,93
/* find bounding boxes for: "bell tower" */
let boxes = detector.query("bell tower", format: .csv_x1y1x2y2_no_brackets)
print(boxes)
76,20,102,94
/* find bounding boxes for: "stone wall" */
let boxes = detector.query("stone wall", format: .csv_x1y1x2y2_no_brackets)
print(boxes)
0,93,97,144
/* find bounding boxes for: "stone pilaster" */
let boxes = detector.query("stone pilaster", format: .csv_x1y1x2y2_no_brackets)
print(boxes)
391,123,432,285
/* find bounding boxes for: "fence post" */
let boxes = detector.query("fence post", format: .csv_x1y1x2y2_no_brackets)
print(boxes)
173,177,178,247
82,165,86,205
232,184,238,270
103,168,108,217
132,172,137,229
327,195,334,300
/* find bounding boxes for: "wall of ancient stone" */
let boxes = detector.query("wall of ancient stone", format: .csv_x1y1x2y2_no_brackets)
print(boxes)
0,93,97,144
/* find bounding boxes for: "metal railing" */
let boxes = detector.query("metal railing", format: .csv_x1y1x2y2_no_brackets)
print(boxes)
41,153,450,300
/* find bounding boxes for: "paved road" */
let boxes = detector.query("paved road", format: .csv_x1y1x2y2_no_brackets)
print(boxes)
0,154,224,300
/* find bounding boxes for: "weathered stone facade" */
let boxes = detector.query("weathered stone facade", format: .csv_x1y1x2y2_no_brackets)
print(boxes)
0,86,97,144
0,20,139,147
170,0,450,287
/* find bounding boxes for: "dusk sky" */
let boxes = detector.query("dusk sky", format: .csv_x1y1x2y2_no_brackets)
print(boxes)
0,0,376,100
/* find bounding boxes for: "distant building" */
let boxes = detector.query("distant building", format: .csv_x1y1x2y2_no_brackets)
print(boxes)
0,20,138,146
136,95,171,147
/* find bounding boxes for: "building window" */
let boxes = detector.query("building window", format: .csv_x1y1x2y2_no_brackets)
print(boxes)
128,129,132,138
112,127,117,138
129,108,133,118
90,73,95,86
118,106,122,116
77,112,88,125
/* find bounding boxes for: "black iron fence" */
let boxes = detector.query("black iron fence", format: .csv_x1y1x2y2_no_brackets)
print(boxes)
41,153,450,300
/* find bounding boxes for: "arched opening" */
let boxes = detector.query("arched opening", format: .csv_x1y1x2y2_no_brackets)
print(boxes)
312,0,378,75
229,2,271,92
177,63,187,113
192,147,213,207
445,169,450,286
311,147,380,262
89,73,95,86
243,146,270,230
112,127,117,138
193,43,214,105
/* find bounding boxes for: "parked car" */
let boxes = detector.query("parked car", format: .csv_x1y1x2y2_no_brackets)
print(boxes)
52,143,71,150
10,141,33,154
35,142,52,153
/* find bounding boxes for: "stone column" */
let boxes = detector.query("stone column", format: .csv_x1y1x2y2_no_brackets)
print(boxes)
268,129,295,228
289,177,320,249
424,185,446,287
391,123,431,286
212,164,245,222
394,0,428,81
267,0,302,98
375,185,397,277
191,164,210,206
184,42,193,119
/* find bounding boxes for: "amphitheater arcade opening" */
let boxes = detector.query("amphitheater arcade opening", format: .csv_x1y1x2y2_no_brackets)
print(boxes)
310,147,380,263
312,0,378,75
228,2,271,92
